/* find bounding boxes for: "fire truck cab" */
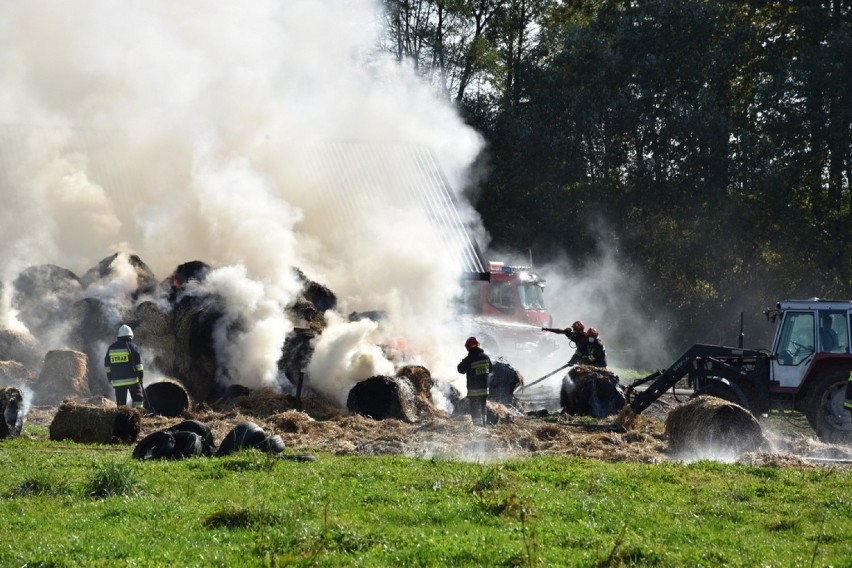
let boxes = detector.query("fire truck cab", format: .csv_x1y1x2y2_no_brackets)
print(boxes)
460,262,556,362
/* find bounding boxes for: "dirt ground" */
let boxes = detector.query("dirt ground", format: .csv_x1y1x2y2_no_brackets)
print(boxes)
21,388,852,469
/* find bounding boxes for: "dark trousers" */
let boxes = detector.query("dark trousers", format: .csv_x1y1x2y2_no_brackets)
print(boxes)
469,395,487,426
115,382,145,409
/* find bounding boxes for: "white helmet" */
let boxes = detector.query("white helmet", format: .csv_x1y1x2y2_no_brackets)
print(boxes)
118,325,134,339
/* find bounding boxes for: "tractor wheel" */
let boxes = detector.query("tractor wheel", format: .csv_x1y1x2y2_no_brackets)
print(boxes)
692,380,748,409
803,368,852,444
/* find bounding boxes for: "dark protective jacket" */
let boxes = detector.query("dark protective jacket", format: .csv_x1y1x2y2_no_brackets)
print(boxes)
583,337,608,367
457,346,492,397
104,337,144,387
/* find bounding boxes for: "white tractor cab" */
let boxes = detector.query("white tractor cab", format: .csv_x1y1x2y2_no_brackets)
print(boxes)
766,299,852,440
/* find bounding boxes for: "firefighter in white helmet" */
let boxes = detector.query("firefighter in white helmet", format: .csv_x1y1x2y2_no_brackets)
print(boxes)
104,325,145,410
457,336,492,426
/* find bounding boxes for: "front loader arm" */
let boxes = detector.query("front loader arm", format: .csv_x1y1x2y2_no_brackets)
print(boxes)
625,344,761,416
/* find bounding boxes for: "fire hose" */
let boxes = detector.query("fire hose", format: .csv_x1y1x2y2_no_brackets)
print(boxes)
513,362,572,393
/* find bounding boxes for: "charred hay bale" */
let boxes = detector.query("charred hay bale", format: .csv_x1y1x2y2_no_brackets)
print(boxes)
0,328,44,369
347,375,419,423
287,269,336,332
278,328,316,389
173,294,226,403
79,252,159,299
0,386,25,438
133,301,177,376
561,366,625,419
489,358,523,405
33,349,90,406
49,400,141,444
145,378,192,417
665,395,767,458
11,264,82,339
0,360,35,386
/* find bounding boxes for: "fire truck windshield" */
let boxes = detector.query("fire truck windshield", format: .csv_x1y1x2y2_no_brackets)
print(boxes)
518,283,545,310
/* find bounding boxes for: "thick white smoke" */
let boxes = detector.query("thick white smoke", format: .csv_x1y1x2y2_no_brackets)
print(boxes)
0,1,482,400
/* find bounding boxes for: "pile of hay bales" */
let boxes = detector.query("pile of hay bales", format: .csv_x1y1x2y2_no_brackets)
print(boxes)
561,366,625,419
665,395,768,459
49,399,141,444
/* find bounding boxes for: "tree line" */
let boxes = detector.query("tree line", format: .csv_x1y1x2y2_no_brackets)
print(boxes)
381,0,852,351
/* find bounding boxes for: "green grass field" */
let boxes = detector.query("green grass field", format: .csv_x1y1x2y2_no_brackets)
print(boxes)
0,426,850,567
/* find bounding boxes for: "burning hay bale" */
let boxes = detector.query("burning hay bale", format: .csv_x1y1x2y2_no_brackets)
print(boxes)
561,366,625,419
172,294,226,403
0,386,25,438
145,378,192,417
79,252,159,300
347,375,419,422
32,349,90,406
665,395,768,459
49,400,141,444
489,358,523,405
279,328,316,392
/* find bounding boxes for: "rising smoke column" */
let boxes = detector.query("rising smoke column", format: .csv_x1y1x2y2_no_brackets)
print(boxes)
0,1,483,397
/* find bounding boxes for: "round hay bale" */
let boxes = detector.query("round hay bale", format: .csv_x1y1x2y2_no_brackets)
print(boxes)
79,252,159,299
49,400,141,444
561,368,625,419
665,395,767,459
145,378,192,417
33,349,90,406
346,376,418,422
172,294,225,402
0,386,25,438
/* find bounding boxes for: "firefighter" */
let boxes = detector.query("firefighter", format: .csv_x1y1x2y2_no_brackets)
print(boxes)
104,325,145,410
543,320,590,365
584,327,608,367
457,336,492,426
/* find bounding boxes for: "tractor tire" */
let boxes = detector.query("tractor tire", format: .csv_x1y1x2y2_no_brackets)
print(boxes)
692,380,749,409
803,368,852,444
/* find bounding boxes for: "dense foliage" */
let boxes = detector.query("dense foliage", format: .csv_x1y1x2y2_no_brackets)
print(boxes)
382,0,852,350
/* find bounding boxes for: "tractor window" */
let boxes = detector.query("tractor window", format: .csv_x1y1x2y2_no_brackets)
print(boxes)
518,284,545,310
487,281,515,313
818,311,849,353
775,312,815,366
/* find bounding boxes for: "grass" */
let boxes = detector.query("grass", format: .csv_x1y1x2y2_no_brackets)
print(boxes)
0,429,850,566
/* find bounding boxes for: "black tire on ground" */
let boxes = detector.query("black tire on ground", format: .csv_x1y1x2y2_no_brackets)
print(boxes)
215,421,267,457
803,368,852,444
692,380,749,408
170,431,204,459
167,419,215,455
133,431,176,460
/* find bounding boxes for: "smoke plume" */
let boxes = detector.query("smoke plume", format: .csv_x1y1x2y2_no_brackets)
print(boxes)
0,1,483,399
